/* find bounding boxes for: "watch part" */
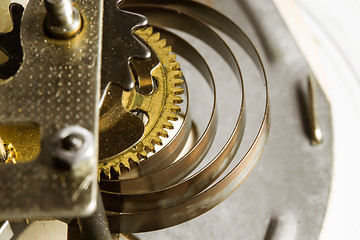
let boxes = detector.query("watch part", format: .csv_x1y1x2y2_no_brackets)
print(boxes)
0,3,23,80
101,0,151,91
98,27,184,179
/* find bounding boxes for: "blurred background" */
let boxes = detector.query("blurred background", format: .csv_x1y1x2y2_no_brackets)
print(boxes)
275,1,360,239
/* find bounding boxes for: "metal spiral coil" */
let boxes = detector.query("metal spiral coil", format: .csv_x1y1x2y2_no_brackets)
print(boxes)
99,0,270,233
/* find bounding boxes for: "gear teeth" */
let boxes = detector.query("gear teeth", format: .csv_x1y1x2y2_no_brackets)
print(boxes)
162,46,172,55
148,32,160,42
172,78,184,87
144,141,156,153
128,157,138,165
169,70,183,79
173,87,184,95
103,165,111,179
170,105,181,113
162,121,174,130
167,113,179,121
122,158,132,168
166,54,177,63
170,95,183,104
136,32,148,41
167,61,180,70
156,38,167,48
137,152,147,161
113,164,121,175
135,28,151,41
151,135,163,146
139,151,147,158
99,27,184,179
158,129,169,138
142,26,153,36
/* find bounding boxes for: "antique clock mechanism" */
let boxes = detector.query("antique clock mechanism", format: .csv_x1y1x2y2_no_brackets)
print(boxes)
0,0,332,239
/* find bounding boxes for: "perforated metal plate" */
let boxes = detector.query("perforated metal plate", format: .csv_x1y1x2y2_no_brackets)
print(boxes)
0,0,103,218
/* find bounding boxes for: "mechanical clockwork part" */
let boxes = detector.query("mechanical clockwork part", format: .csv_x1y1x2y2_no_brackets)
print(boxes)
94,1,331,238
0,0,104,219
3,144,16,164
0,124,41,164
0,136,16,164
0,0,333,239
0,3,23,80
98,27,184,179
97,0,270,234
102,0,151,91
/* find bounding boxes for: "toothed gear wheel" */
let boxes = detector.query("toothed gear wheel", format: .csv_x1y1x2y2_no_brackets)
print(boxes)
99,27,184,178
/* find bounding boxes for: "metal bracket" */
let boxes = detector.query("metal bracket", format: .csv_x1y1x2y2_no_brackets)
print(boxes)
0,0,103,219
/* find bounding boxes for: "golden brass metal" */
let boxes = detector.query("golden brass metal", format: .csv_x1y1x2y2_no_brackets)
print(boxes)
130,37,160,95
0,135,16,164
98,27,184,178
99,82,145,165
4,143,16,164
0,124,40,163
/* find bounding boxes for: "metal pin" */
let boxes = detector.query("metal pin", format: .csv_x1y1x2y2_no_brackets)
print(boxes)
44,0,82,39
0,136,6,162
308,74,323,145
77,188,112,240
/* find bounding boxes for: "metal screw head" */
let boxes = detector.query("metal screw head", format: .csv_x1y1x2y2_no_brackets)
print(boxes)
53,126,94,169
61,134,84,151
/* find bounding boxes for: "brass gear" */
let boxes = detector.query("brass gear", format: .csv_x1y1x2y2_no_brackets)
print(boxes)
98,27,184,178
0,137,17,164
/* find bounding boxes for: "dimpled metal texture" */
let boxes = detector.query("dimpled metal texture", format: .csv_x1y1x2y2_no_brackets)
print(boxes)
0,0,103,218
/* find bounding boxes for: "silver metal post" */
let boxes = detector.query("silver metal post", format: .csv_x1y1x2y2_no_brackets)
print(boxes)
44,0,82,39
308,74,324,145
77,188,112,240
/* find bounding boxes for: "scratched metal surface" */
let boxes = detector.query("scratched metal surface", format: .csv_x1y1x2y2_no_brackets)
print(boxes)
0,0,103,218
